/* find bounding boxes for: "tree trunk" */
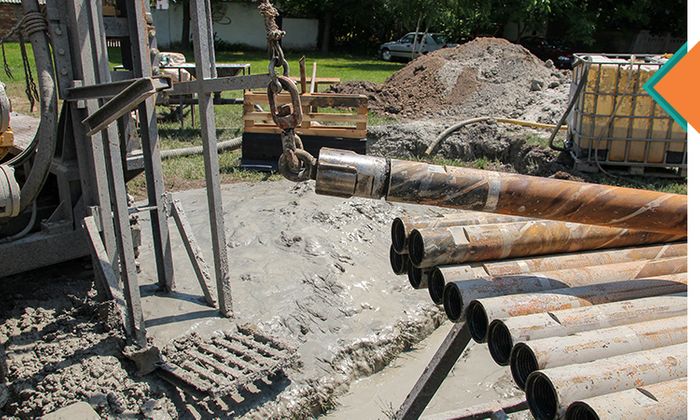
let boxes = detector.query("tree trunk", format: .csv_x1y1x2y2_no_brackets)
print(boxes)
417,21,431,56
181,0,191,48
411,14,423,59
321,11,331,52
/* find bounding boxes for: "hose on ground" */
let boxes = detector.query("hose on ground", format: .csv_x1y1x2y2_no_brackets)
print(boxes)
425,117,566,157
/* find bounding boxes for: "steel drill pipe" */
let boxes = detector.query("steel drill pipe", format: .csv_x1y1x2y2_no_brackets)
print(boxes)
487,293,687,366
389,246,410,275
313,149,687,235
391,213,528,253
510,315,687,389
565,377,687,420
464,272,687,342
408,220,683,268
525,343,687,420
429,243,686,305
442,257,686,325
407,262,431,289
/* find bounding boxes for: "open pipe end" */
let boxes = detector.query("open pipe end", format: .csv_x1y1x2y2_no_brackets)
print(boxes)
443,282,463,322
389,247,409,275
428,270,446,305
526,372,559,420
408,229,425,267
466,301,490,343
565,402,599,420
487,319,514,366
391,218,407,253
510,343,540,389
407,264,427,289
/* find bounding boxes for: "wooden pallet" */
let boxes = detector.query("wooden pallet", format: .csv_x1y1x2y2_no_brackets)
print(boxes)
243,92,368,139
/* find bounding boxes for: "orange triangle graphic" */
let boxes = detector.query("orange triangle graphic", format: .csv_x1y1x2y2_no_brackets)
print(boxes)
654,43,700,132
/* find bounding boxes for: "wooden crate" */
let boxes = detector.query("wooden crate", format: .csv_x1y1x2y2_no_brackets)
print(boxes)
243,92,368,139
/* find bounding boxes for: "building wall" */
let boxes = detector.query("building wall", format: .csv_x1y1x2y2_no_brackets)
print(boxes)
152,2,318,50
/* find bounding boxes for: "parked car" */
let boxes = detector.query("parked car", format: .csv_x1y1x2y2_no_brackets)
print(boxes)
379,33,455,61
518,36,575,69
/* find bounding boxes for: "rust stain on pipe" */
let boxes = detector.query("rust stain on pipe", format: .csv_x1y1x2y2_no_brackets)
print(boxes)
443,257,686,326
465,272,687,342
525,343,687,420
430,243,686,304
510,315,687,389
391,212,528,253
313,150,687,235
565,377,687,420
487,293,686,366
408,220,684,268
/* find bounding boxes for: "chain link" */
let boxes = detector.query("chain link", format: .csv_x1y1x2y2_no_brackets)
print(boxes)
258,0,316,182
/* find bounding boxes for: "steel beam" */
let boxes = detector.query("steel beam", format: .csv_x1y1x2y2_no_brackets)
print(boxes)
190,0,233,317
67,76,171,101
171,73,271,96
396,322,472,420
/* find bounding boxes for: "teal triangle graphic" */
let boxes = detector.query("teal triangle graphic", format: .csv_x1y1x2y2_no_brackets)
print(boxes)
643,43,688,131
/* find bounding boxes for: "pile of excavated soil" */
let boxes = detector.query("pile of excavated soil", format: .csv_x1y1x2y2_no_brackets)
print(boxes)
331,37,570,123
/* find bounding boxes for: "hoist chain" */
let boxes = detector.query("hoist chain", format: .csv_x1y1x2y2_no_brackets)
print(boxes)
258,0,316,182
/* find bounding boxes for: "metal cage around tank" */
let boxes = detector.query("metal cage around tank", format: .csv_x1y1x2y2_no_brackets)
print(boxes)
566,53,687,177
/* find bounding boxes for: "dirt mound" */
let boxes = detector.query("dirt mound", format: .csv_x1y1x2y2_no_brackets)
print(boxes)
332,37,569,122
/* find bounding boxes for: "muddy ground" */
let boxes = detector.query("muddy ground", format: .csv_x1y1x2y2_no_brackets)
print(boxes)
2,181,527,419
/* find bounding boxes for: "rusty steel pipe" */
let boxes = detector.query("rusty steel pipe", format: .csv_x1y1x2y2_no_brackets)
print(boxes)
313,149,687,235
464,272,687,342
525,344,687,420
510,315,687,389
389,247,410,275
429,243,686,305
391,213,528,253
487,293,687,366
408,220,683,268
565,377,687,420
442,257,686,325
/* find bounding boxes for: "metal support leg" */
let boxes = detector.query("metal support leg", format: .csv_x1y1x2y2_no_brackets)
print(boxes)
170,196,217,308
190,0,233,317
124,0,175,292
396,322,472,420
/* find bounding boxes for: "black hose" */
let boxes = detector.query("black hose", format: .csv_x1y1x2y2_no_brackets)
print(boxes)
548,62,589,152
15,1,57,213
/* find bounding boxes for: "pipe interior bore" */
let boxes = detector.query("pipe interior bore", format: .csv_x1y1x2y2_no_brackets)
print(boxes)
408,229,424,266
443,283,463,321
407,265,424,289
428,270,445,304
466,301,490,342
389,248,407,275
526,372,559,420
565,402,599,420
391,218,406,252
487,319,514,366
510,343,540,389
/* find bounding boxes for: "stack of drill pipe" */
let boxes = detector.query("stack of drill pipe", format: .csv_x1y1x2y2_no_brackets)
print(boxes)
428,243,686,304
525,343,687,420
388,211,528,288
486,293,687,366
509,315,687,389
442,257,686,328
457,271,687,342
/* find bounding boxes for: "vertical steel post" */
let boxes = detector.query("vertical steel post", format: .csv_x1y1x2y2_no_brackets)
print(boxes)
123,0,175,291
86,0,146,345
190,0,234,317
